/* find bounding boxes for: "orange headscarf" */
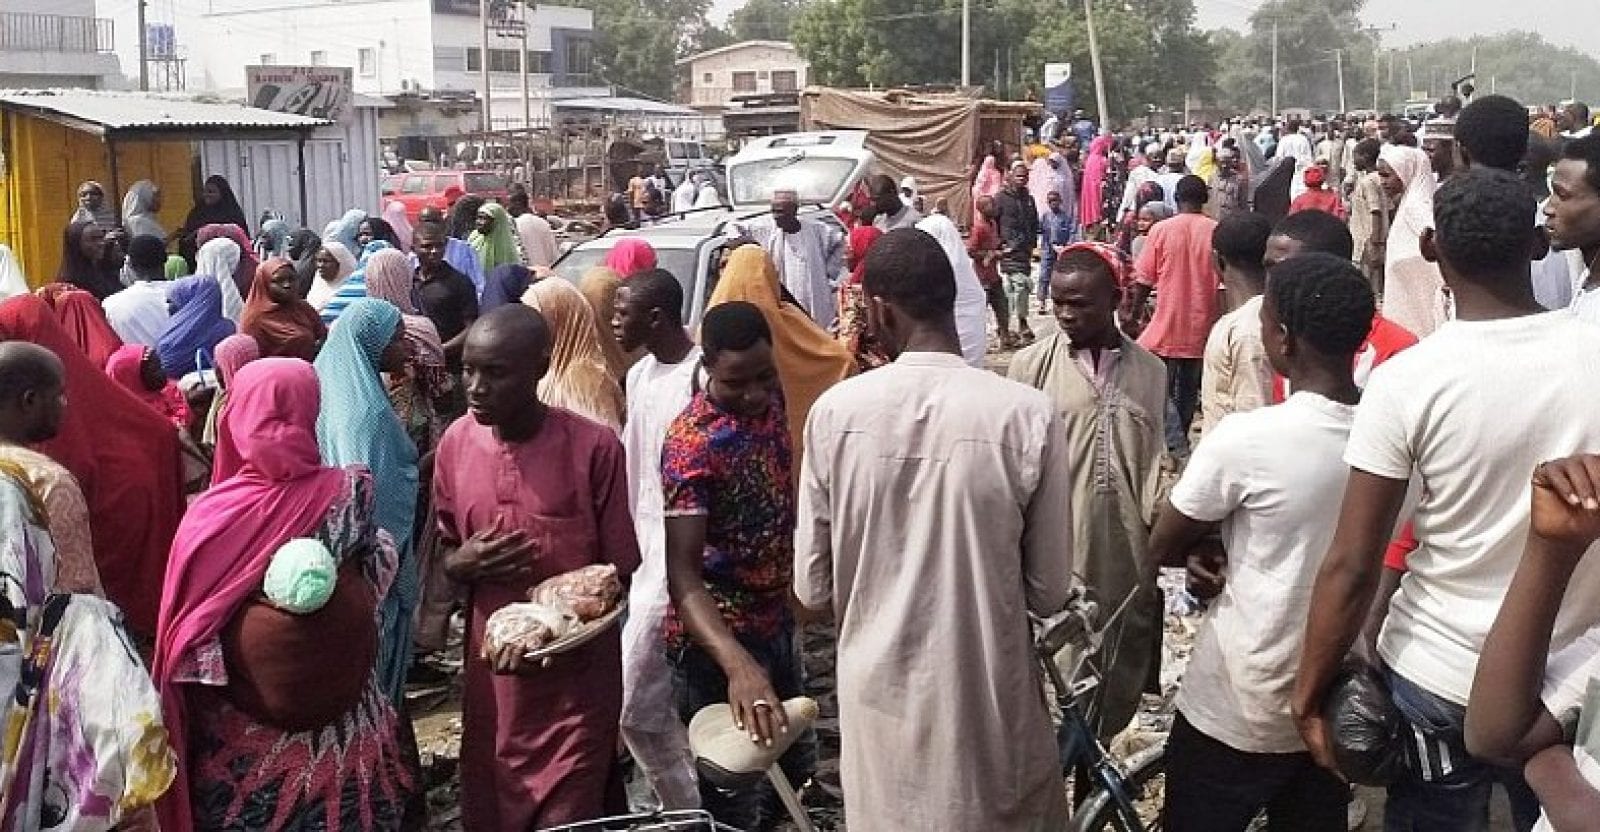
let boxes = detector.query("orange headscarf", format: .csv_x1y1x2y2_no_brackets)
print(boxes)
707,245,856,458
521,277,626,431
577,266,633,383
240,257,326,361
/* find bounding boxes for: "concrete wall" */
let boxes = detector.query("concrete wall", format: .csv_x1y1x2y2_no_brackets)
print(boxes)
683,43,808,110
148,0,590,99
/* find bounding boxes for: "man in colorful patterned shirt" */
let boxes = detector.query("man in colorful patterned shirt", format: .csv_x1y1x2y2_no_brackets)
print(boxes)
662,300,816,828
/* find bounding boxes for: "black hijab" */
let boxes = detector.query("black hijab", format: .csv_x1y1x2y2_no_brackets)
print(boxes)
58,220,124,301
447,195,486,241
286,229,321,299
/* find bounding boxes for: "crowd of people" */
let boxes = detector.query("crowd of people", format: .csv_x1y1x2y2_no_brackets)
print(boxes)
4,88,1600,832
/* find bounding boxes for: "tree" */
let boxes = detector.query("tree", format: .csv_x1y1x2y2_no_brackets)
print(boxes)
791,0,870,86
567,0,713,99
1204,0,1374,114
789,0,1216,122
728,0,809,42
1382,33,1600,112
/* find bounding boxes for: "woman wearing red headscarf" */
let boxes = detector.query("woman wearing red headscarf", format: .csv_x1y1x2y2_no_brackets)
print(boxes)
1288,164,1348,220
0,294,183,639
36,283,124,368
240,257,326,361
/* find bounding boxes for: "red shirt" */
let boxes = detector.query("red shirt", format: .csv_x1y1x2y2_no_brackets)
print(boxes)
1289,188,1348,221
968,217,1002,287
1134,212,1221,359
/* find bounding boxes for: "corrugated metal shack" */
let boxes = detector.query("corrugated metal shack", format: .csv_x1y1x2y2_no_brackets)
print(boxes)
0,90,326,286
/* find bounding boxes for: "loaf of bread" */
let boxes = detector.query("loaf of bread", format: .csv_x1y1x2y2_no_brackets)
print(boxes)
527,564,622,622
482,602,579,657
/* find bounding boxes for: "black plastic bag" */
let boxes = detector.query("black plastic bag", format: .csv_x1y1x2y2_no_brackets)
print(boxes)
1323,659,1408,786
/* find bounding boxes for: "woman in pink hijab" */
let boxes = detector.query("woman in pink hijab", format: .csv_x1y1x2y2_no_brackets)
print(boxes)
604,237,657,277
1079,134,1114,235
153,358,413,832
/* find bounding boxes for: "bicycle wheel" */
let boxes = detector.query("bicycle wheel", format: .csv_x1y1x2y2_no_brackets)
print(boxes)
1070,744,1166,832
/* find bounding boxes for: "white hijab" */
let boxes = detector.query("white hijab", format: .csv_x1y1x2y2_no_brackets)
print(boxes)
515,213,560,269
195,237,246,323
121,180,166,241
915,213,988,367
307,241,358,311
1378,144,1447,336
0,244,26,300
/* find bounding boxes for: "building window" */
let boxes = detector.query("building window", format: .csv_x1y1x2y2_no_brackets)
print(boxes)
703,72,713,84
466,47,481,72
260,53,277,65
434,46,466,72
565,37,593,76
526,51,551,74
489,48,520,73
732,71,757,92
772,70,798,93
309,50,327,66
358,47,376,76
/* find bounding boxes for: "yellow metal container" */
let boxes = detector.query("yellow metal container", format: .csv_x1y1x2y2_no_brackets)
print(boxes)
0,111,193,288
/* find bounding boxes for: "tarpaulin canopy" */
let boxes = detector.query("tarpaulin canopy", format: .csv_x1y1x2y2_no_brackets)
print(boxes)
800,87,1040,226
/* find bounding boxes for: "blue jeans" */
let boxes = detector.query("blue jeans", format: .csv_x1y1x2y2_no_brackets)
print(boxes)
1162,357,1202,456
1383,667,1541,832
669,626,817,830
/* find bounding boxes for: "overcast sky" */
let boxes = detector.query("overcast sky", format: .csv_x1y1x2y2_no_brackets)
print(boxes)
709,0,1600,61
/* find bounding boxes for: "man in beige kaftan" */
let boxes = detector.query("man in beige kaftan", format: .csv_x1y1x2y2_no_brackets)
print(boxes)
794,227,1073,832
1007,242,1167,743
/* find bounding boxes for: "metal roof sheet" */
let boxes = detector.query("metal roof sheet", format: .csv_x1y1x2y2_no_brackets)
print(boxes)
0,89,328,135
552,96,699,116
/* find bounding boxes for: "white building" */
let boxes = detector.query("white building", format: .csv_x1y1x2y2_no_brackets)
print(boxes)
676,40,809,113
107,0,605,135
1,0,124,89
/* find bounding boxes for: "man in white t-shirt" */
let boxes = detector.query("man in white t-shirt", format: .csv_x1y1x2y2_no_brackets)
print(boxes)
1150,253,1374,831
1467,454,1600,832
1294,167,1600,830
613,269,702,810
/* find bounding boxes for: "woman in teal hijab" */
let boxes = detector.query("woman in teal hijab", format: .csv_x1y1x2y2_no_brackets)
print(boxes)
468,201,521,275
313,297,418,705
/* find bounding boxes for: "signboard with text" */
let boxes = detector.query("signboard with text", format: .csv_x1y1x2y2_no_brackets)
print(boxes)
1043,63,1074,116
246,65,352,122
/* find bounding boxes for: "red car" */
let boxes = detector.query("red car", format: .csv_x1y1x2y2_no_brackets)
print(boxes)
382,170,510,223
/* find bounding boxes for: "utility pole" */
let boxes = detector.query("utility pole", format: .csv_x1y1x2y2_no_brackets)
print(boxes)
520,1,530,131
136,0,149,91
1083,0,1110,124
1573,70,1579,101
479,0,493,132
961,0,970,88
1270,19,1279,116
1406,57,1414,98
1334,49,1345,114
1373,43,1380,110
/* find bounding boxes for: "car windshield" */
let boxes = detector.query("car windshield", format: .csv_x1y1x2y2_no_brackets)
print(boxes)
465,173,508,193
728,156,856,206
552,244,699,319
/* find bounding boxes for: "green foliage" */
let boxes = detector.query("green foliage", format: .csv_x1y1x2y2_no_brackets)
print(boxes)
1382,33,1600,112
565,0,713,99
1206,2,1600,115
727,0,809,41
787,0,1215,121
